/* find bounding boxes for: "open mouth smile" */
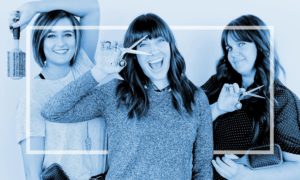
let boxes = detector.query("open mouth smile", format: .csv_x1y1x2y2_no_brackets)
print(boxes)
148,57,163,69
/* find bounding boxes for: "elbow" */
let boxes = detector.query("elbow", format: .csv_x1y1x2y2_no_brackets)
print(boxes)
83,0,100,16
41,108,51,120
40,109,60,122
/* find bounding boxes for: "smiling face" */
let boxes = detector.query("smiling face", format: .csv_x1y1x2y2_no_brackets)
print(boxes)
136,36,171,85
43,17,76,66
226,34,258,77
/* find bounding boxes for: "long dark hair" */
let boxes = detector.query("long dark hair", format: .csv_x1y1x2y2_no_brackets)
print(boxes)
116,13,197,119
32,10,81,68
211,15,285,144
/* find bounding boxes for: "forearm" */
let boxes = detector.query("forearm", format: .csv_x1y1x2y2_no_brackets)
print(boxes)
249,161,300,180
20,137,45,180
41,71,102,122
210,102,227,121
31,0,99,17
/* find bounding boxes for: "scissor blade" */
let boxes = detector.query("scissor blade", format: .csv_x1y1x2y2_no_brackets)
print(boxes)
246,93,265,99
246,85,264,93
126,49,152,56
129,35,148,49
241,93,265,100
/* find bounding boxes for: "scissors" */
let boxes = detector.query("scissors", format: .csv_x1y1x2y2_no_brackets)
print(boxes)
239,85,265,100
118,35,152,67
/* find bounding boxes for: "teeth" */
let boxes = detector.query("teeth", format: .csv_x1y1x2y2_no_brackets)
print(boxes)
54,49,68,54
149,58,163,69
149,58,163,64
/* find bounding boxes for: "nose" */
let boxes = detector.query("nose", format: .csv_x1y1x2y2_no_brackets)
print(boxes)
55,36,66,46
149,41,160,54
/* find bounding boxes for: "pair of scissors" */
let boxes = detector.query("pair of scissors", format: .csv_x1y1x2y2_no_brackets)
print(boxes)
118,35,152,67
239,85,265,100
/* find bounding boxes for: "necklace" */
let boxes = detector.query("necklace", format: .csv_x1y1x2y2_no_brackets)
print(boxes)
68,68,91,150
42,66,92,150
145,82,171,92
66,69,92,150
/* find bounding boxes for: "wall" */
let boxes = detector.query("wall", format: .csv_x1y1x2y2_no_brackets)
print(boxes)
0,0,299,179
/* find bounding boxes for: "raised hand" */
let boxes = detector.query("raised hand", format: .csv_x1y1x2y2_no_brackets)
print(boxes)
9,2,38,30
91,44,126,82
212,154,252,180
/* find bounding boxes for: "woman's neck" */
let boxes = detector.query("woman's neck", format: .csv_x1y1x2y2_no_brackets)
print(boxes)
41,62,71,80
151,78,170,91
242,69,256,89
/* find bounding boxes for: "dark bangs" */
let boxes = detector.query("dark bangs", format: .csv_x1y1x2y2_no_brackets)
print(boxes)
123,13,174,48
222,29,254,51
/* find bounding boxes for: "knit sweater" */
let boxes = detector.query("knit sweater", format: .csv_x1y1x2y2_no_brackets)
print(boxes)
42,71,213,180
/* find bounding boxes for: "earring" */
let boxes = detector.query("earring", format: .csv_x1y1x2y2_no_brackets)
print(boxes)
43,60,47,67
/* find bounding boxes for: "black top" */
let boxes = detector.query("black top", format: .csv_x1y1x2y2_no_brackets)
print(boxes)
202,75,300,180
202,75,300,153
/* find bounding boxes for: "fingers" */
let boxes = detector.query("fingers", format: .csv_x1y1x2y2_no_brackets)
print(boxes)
216,156,233,173
222,156,238,169
212,156,239,179
96,48,126,75
235,102,242,110
232,83,240,95
225,154,240,160
224,83,240,95
212,159,231,179
240,88,246,94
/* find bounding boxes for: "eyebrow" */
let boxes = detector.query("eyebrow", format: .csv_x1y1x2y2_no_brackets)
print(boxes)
48,30,74,33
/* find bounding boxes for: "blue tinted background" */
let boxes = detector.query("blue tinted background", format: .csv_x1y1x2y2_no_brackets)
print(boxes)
1,0,299,179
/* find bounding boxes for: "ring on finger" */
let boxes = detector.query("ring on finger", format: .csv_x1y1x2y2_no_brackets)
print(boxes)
119,59,127,67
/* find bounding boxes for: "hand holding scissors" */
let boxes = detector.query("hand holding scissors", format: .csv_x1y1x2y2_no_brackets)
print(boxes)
217,83,245,112
95,35,151,75
214,83,265,119
118,35,152,67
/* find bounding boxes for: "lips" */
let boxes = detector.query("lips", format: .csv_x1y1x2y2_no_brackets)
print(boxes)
232,57,246,64
148,57,163,70
53,49,69,54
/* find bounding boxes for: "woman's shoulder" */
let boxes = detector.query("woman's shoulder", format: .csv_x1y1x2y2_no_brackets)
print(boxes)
274,81,299,105
201,74,218,88
274,81,300,121
194,87,210,108
195,87,208,100
201,74,222,93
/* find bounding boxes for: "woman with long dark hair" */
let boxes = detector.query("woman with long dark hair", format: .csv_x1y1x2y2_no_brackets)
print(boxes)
202,14,300,179
41,13,213,179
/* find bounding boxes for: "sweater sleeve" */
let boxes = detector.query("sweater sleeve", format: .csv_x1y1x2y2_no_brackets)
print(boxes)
192,89,213,180
274,84,300,154
41,71,104,123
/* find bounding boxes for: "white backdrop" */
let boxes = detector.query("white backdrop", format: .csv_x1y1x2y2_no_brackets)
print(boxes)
1,0,299,179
